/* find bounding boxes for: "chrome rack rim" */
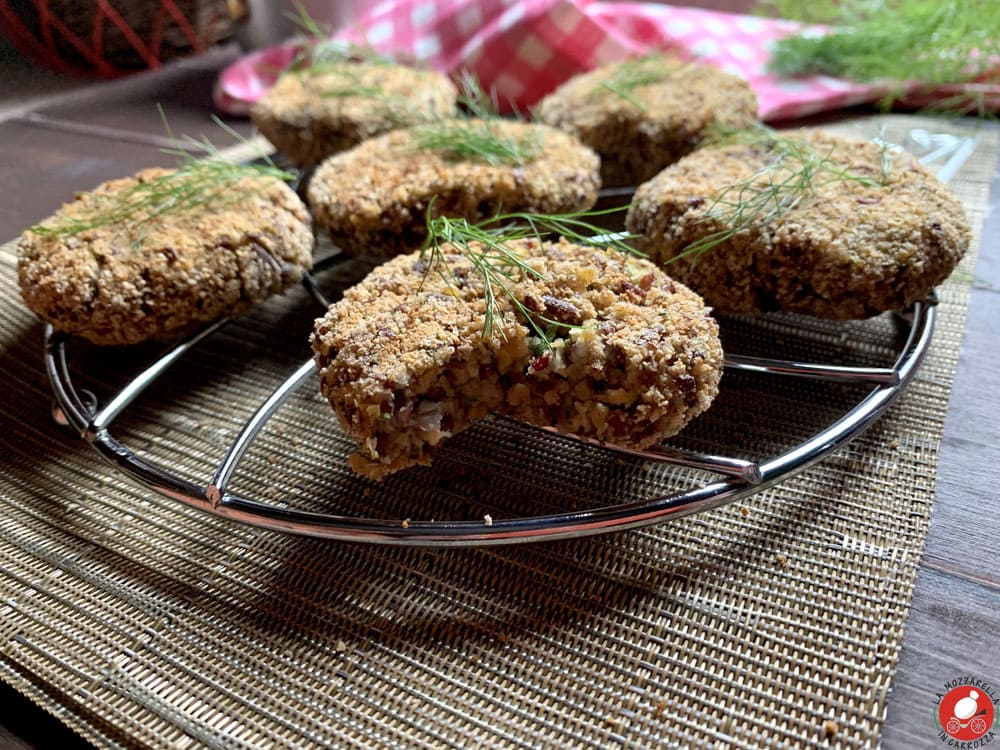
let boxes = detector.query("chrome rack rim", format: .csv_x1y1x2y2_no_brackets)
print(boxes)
43,297,936,547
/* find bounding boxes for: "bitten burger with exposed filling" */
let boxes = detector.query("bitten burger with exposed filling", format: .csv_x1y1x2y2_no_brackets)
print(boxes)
306,119,601,257
251,60,458,167
18,166,314,345
534,56,758,187
627,128,971,318
311,238,723,480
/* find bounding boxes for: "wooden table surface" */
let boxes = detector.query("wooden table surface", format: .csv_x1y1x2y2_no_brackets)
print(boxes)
0,40,997,750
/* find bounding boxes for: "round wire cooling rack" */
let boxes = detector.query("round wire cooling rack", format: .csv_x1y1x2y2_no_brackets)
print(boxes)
44,266,937,547
42,127,973,547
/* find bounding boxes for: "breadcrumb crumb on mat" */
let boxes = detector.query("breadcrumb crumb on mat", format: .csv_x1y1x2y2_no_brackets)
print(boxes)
822,719,839,740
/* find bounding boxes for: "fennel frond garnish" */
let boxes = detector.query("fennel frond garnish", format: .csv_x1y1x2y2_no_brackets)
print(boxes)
289,46,399,103
453,69,532,120
284,0,392,74
761,0,1000,111
31,117,293,240
409,119,540,166
304,62,409,108
409,72,539,166
676,125,891,260
419,206,640,348
597,55,687,111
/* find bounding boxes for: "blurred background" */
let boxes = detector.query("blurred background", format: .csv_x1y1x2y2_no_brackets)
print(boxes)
0,0,757,123
0,2,757,76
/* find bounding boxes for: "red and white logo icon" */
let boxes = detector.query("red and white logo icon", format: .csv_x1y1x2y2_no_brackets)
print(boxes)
938,686,995,741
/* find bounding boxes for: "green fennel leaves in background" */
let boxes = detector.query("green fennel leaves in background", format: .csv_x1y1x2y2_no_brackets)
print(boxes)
761,0,1000,96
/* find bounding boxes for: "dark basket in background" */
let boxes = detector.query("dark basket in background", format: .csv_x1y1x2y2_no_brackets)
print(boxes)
0,0,241,76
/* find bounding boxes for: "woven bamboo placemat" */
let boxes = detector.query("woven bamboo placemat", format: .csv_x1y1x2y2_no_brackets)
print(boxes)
0,114,994,749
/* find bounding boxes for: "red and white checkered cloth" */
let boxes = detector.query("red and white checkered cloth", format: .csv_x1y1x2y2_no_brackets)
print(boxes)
214,0,1000,121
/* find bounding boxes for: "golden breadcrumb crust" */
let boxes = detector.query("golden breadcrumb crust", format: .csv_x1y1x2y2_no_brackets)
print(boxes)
307,120,601,257
626,129,971,318
535,58,758,187
312,238,723,479
251,62,458,166
18,168,314,345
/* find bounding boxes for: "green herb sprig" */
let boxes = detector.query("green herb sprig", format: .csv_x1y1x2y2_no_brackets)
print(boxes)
284,0,393,74
419,206,640,348
597,55,686,111
676,125,890,260
407,72,540,166
304,63,412,110
31,114,294,241
760,0,1000,112
410,119,540,166
454,69,503,118
286,0,330,41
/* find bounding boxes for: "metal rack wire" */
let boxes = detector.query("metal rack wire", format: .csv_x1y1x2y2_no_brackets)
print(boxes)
43,270,936,546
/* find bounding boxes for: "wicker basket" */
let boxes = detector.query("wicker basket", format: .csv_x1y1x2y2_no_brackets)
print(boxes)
0,0,238,76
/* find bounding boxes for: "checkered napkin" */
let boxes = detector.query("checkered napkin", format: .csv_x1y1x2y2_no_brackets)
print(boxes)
214,0,1000,121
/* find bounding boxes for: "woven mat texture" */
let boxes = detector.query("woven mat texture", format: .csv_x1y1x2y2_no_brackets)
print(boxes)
0,115,995,749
